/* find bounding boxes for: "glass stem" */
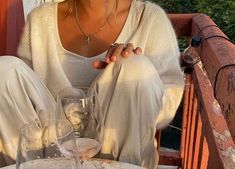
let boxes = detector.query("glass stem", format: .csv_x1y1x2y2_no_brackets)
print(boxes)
80,160,84,169
72,157,82,169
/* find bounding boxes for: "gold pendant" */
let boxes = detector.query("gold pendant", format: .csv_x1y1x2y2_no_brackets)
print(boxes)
85,36,91,45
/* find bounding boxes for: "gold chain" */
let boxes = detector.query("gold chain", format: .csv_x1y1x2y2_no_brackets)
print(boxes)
74,1,116,45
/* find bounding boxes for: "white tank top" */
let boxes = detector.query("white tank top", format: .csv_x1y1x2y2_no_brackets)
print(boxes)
58,49,106,86
60,50,105,87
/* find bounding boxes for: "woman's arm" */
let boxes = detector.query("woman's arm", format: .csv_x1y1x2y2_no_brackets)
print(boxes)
144,5,184,129
17,13,33,68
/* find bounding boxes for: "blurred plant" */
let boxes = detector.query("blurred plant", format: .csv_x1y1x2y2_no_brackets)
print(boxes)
148,0,235,45
151,0,196,13
194,0,235,43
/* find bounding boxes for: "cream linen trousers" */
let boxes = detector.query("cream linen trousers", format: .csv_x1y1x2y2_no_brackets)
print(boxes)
0,55,166,169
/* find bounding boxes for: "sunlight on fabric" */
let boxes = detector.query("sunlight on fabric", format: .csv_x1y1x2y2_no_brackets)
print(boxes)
22,0,62,20
101,129,117,155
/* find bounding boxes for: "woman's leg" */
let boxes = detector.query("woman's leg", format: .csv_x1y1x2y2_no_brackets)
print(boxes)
94,55,164,169
0,56,55,165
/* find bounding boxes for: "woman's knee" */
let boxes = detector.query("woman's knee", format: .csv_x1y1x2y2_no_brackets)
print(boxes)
0,56,29,83
113,55,158,81
0,56,27,73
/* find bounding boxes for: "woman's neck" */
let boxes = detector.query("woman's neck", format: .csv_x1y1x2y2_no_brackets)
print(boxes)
75,0,116,21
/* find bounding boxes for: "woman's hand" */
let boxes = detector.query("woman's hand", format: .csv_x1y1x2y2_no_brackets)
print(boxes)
92,43,142,69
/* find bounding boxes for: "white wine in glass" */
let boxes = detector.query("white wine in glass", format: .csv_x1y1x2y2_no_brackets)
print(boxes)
57,86,104,165
55,119,83,169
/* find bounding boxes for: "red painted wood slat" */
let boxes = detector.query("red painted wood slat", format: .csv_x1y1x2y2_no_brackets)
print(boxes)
199,137,209,169
184,78,194,169
191,112,202,169
180,75,191,163
0,0,8,55
0,0,24,56
186,94,198,169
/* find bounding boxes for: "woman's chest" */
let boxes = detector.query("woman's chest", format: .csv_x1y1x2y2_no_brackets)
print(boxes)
57,6,130,58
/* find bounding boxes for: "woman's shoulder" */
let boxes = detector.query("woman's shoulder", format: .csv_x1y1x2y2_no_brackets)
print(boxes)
134,0,167,20
26,2,58,23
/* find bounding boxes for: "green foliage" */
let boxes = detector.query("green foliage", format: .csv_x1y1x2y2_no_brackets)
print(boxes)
194,0,235,43
151,0,196,13
148,0,235,43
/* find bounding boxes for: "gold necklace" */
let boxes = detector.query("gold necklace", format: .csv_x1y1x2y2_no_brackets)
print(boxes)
74,1,116,45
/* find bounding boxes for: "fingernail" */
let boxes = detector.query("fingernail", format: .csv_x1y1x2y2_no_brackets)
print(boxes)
111,56,117,61
105,57,110,63
125,51,129,55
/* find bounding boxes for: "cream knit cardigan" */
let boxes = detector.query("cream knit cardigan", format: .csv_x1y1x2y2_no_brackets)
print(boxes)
17,0,184,168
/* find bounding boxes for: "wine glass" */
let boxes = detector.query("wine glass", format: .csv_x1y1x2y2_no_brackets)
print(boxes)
16,119,80,169
57,86,103,164
54,119,82,169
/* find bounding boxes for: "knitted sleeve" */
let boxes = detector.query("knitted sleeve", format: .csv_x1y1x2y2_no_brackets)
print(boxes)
144,4,184,129
17,12,33,68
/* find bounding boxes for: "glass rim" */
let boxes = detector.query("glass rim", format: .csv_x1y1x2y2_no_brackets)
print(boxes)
57,86,97,94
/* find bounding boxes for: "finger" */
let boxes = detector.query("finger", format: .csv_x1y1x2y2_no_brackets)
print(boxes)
134,47,142,55
122,43,134,58
105,43,117,63
111,44,125,61
92,60,108,69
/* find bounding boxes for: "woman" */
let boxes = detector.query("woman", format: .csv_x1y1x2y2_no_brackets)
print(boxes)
0,0,184,168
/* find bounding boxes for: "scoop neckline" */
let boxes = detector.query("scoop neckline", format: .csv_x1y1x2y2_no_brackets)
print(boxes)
54,0,134,60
